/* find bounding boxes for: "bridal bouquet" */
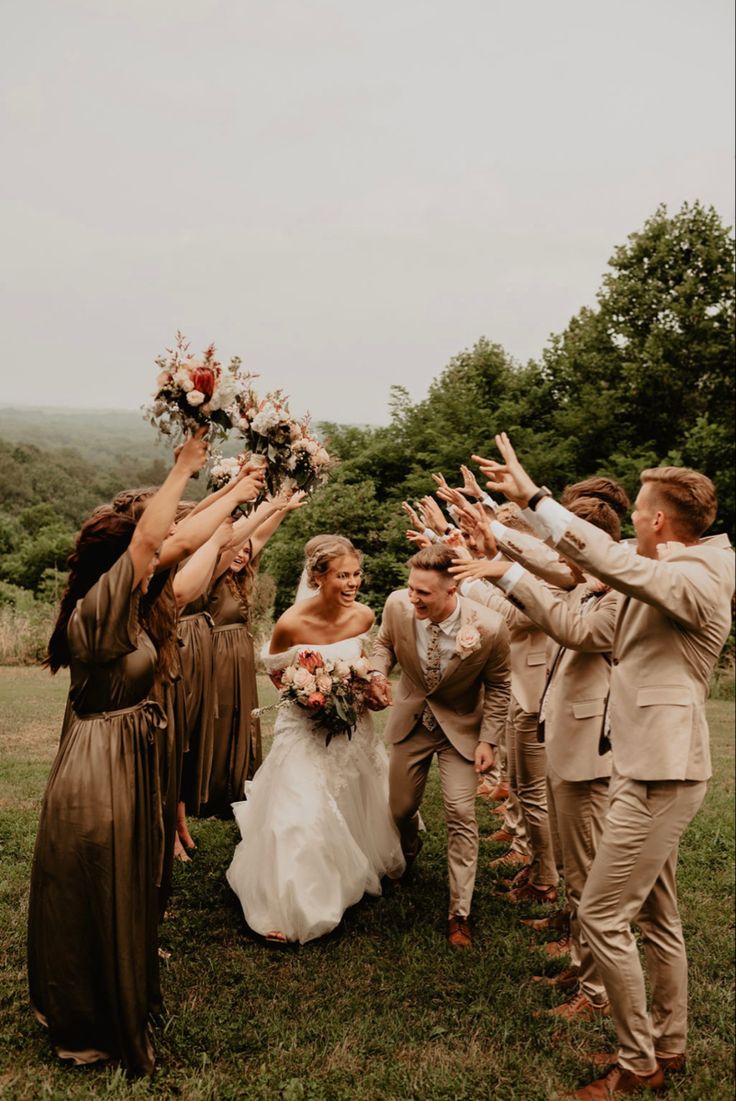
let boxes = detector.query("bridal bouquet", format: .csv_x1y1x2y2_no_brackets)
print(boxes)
144,332,255,445
255,650,373,745
207,451,247,492
236,390,334,497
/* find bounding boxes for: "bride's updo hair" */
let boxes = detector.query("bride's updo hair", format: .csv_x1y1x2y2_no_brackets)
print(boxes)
304,535,363,588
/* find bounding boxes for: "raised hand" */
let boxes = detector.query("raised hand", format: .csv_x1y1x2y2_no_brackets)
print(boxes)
419,495,448,536
455,501,497,559
448,557,511,583
459,464,485,501
434,481,467,511
175,427,210,476
401,500,423,531
232,468,266,503
406,529,431,549
472,433,540,506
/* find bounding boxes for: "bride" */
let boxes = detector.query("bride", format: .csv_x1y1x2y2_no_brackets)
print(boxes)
226,534,405,944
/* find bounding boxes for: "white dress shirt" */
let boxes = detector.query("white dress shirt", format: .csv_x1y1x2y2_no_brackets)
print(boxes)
414,599,462,680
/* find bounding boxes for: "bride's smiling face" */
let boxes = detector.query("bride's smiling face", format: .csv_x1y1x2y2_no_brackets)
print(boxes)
318,554,363,607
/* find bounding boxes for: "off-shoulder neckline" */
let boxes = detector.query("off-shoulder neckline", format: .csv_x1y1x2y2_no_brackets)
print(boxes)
265,632,369,659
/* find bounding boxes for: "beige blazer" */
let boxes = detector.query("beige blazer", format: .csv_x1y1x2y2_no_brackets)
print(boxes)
548,517,734,781
369,591,511,761
492,523,577,588
462,580,547,714
504,574,618,781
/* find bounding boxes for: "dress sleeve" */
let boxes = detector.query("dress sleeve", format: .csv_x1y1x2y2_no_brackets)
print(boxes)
67,550,141,665
261,644,297,673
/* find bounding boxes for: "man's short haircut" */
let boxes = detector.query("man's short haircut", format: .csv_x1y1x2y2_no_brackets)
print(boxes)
561,476,630,519
640,466,718,539
407,543,457,575
566,496,621,541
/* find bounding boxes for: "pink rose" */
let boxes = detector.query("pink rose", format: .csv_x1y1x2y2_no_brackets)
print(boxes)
455,624,482,658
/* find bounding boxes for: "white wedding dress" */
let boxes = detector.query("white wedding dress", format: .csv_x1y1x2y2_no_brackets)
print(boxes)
226,634,406,944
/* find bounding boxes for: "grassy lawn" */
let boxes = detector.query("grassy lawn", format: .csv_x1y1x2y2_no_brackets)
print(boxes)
0,666,733,1100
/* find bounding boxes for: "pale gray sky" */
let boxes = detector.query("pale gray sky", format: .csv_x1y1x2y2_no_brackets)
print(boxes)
1,0,734,425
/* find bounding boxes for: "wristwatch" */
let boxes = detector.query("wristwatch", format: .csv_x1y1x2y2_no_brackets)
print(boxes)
527,486,553,511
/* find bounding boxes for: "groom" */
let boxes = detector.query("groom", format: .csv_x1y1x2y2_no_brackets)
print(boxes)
368,544,511,947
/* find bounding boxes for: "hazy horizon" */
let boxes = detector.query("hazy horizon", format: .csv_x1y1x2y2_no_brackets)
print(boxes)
2,0,733,426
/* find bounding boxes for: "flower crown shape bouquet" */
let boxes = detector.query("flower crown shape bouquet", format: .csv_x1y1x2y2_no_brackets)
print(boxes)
144,332,255,446
254,650,373,746
236,388,334,498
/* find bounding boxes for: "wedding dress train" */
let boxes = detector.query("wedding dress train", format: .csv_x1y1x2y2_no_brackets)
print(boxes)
226,635,405,943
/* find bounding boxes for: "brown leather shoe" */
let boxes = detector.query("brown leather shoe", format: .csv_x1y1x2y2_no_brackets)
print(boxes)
520,909,570,932
656,1053,686,1075
488,849,531,872
485,827,515,844
447,914,472,948
543,934,571,958
546,990,610,1021
531,966,579,990
491,802,509,817
573,1063,666,1098
504,882,558,905
482,781,509,802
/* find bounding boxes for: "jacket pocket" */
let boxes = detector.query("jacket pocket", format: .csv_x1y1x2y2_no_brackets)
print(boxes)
527,651,547,666
636,685,692,707
572,699,606,720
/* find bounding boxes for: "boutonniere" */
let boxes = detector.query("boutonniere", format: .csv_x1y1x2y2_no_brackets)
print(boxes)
455,622,482,659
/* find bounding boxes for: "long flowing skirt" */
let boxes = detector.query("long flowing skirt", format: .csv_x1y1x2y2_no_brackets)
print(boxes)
227,705,405,944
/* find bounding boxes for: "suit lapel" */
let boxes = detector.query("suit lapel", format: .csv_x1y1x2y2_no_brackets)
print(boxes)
434,597,466,689
398,598,426,688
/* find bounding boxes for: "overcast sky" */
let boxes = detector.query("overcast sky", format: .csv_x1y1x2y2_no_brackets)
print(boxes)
1,0,734,425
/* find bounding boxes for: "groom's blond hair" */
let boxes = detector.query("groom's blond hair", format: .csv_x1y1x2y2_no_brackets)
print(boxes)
407,544,456,574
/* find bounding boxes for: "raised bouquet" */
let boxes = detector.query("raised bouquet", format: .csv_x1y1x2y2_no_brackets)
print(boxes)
255,649,373,745
207,451,247,492
144,332,254,445
236,389,334,497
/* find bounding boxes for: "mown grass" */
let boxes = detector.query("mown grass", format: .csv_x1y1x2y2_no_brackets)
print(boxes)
0,667,733,1100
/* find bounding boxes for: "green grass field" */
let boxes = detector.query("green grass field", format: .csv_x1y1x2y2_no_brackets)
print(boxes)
0,667,733,1101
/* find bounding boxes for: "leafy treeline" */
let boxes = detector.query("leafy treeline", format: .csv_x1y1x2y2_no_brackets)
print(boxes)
263,202,735,614
0,201,733,620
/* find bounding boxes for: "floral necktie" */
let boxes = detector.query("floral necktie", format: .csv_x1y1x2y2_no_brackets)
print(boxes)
421,623,443,731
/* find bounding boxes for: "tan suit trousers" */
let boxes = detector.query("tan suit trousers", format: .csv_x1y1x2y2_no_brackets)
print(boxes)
500,711,530,855
578,770,707,1075
508,698,558,886
547,765,610,1003
389,722,478,918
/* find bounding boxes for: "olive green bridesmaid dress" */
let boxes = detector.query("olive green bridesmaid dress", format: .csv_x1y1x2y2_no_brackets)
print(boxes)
178,592,216,815
27,550,165,1076
199,573,262,817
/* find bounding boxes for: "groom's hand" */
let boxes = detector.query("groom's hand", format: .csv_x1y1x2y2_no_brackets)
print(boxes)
474,742,494,774
365,674,392,710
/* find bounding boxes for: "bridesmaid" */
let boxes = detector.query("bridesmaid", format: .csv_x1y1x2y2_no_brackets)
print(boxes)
201,489,307,817
27,432,208,1076
110,471,267,904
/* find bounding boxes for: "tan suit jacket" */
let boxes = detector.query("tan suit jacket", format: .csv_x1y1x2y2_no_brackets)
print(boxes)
369,591,511,761
492,523,577,588
546,516,734,781
462,580,547,714
503,574,618,781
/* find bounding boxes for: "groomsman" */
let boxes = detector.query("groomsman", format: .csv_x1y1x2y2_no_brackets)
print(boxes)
367,544,511,947
479,437,734,1099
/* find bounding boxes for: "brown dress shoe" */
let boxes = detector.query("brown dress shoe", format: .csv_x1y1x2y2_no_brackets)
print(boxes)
520,909,570,932
531,966,579,990
543,934,572,958
491,802,508,817
656,1053,686,1075
447,915,472,948
546,990,610,1021
504,882,558,905
573,1063,666,1098
486,827,515,844
488,849,531,872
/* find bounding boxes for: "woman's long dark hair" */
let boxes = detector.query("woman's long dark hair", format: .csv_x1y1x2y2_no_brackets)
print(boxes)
45,508,137,673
